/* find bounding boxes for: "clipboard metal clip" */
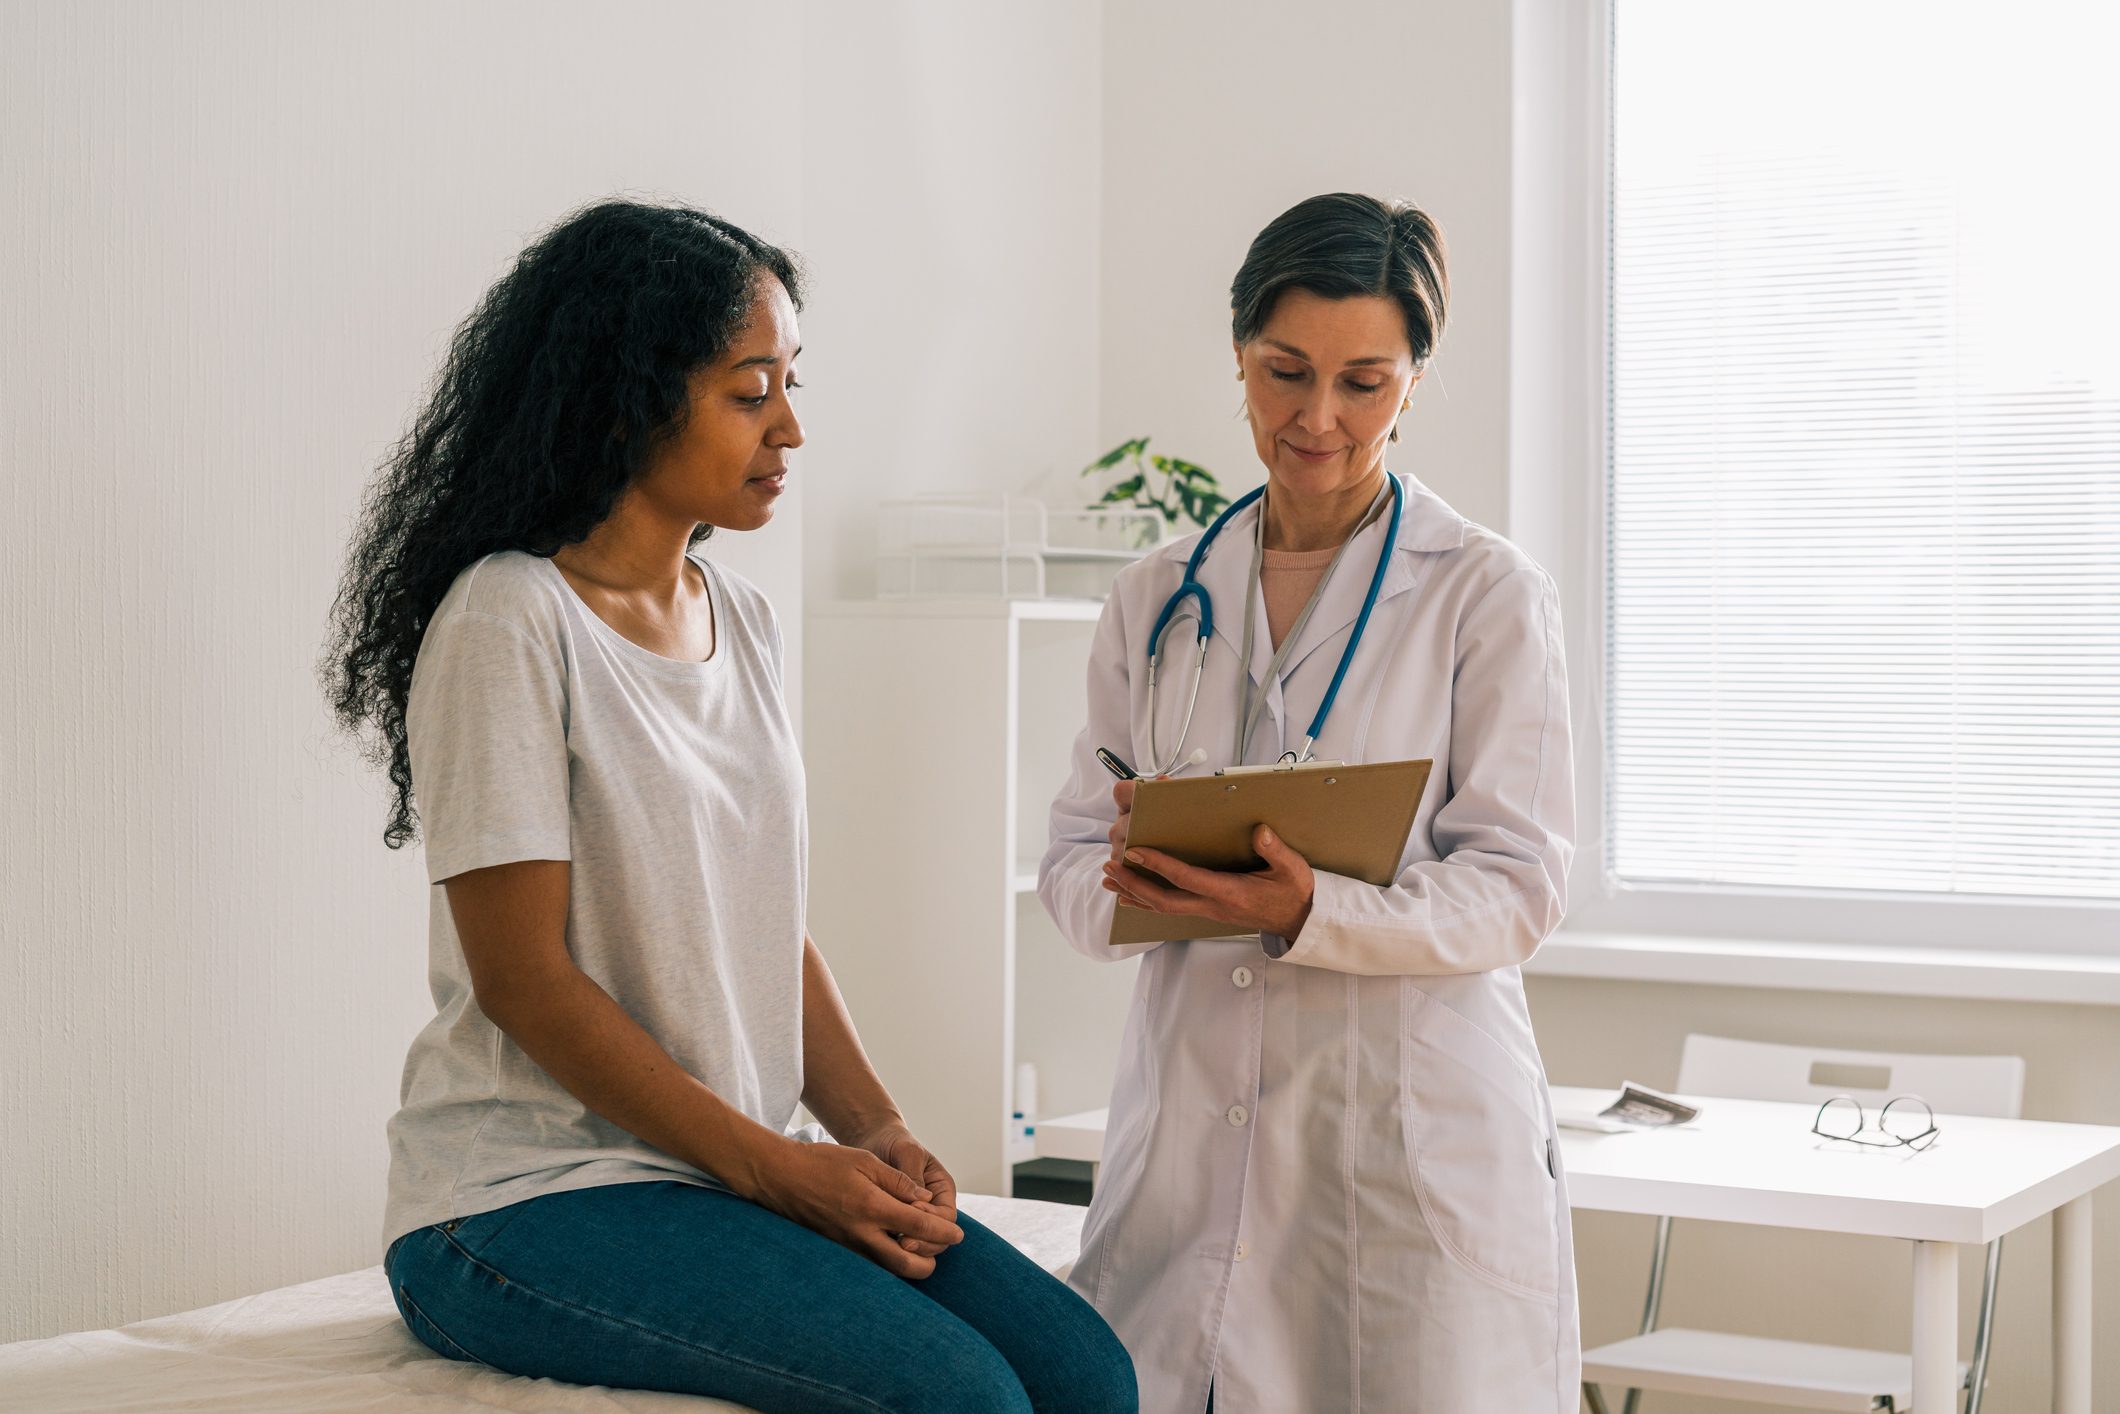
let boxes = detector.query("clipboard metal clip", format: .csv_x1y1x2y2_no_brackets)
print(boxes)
1215,759,1345,778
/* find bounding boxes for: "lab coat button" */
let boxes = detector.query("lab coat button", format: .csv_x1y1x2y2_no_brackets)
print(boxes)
1235,1241,1249,1260
1231,966,1254,989
1226,1104,1249,1127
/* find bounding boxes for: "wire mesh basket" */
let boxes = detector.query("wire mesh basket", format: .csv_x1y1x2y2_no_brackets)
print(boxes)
876,495,1167,600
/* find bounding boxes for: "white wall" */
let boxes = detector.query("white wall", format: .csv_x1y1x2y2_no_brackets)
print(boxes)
1098,0,1515,529
797,4,1102,603
0,0,812,1343
4,0,1111,1345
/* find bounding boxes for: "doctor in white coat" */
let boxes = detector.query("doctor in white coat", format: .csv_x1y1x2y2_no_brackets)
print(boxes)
1039,193,1580,1413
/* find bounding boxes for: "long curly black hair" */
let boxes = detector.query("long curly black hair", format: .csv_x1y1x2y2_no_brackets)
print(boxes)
322,198,803,849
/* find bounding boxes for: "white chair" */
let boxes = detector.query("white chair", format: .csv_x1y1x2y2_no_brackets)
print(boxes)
1581,1035,2027,1414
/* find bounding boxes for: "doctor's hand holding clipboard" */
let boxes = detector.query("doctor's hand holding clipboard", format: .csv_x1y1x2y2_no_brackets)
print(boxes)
1035,193,1580,1414
1097,753,1434,950
1100,775,1317,941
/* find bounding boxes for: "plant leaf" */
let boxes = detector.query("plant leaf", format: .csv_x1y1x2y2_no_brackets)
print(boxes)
1084,437,1149,476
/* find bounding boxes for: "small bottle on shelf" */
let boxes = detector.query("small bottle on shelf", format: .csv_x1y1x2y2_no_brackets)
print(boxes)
1009,1061,1040,1165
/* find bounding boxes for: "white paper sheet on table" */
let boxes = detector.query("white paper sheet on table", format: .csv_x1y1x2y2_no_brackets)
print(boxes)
1554,1081,1703,1134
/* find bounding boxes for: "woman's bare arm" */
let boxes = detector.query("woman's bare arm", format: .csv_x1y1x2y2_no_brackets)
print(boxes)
442,859,960,1276
797,936,961,1255
797,935,904,1147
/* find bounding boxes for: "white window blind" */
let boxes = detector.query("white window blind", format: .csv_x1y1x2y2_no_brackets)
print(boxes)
1608,1,2120,901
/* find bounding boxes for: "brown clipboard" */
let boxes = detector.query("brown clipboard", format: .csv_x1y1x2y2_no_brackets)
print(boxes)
1107,757,1432,947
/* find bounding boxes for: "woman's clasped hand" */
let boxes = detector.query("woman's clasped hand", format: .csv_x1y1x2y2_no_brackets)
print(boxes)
739,1128,962,1279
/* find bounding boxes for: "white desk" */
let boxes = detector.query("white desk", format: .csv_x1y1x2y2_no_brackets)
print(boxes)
1035,1089,2120,1413
1033,1109,1110,1170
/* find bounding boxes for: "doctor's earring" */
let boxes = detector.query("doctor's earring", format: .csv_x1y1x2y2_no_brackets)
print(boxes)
1389,396,1411,443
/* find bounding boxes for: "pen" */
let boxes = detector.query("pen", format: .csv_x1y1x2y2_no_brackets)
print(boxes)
1096,746,1138,781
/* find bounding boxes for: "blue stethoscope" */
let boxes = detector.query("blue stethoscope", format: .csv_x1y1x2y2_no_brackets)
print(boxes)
1144,473,1405,773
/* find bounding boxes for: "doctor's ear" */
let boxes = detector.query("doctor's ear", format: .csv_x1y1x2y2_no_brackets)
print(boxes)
1389,383,1417,444
1387,371,1422,442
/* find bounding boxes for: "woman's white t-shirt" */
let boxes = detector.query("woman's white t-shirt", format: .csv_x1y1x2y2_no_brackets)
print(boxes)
381,549,807,1253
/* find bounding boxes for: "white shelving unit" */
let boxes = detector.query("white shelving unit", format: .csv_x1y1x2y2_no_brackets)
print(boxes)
806,599,1139,1195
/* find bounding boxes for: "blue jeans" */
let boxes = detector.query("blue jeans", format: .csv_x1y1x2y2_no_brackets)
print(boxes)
385,1179,1136,1414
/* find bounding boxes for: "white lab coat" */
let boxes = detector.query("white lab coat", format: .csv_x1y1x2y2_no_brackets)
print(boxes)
1039,474,1579,1414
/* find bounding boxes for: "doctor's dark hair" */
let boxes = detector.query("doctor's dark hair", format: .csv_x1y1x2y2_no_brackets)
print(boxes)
1230,193,1449,371
322,197,804,849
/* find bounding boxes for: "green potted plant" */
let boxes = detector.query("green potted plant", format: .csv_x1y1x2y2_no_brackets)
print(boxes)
1082,437,1231,545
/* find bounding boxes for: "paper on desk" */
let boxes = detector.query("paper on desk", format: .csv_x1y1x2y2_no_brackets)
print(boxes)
1555,1082,1701,1133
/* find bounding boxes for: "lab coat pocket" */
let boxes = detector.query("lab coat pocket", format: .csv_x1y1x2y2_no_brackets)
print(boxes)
1399,983,1560,1301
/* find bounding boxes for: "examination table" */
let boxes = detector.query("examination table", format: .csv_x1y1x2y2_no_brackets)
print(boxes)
0,1193,1087,1412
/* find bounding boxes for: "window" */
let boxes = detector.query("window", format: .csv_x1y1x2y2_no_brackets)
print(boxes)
1606,1,2120,906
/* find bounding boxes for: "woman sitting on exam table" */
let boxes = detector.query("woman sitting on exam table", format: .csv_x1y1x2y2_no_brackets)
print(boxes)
323,199,1133,1414
1038,193,1579,1414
